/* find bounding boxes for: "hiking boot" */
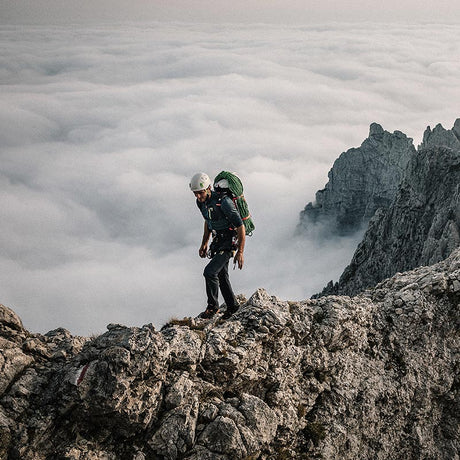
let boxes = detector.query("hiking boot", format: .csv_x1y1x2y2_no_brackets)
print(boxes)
222,305,239,320
198,307,219,319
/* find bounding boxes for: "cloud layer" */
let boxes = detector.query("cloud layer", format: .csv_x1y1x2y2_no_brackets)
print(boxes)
1,22,460,335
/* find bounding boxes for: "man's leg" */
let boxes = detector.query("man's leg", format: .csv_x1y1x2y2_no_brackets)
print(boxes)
217,257,238,312
203,251,231,311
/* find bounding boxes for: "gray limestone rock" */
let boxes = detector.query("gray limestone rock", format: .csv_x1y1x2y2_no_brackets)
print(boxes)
419,119,460,151
319,143,460,297
298,123,416,236
307,118,460,299
1,248,460,459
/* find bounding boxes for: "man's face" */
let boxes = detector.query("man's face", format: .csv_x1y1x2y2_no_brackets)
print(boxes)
194,187,210,203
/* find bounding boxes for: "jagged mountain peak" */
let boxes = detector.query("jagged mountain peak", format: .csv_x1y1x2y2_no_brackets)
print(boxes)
368,121,384,136
367,121,407,141
316,121,460,298
298,122,415,235
420,118,460,150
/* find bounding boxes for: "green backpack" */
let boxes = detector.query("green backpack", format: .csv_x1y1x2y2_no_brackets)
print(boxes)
214,171,255,236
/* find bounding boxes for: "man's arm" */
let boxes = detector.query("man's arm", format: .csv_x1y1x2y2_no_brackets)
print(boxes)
199,221,211,258
234,224,246,269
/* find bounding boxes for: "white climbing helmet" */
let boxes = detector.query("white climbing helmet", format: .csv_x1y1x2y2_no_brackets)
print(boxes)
189,172,211,192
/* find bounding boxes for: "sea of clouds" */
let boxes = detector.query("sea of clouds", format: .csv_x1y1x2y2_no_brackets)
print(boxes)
1,22,460,335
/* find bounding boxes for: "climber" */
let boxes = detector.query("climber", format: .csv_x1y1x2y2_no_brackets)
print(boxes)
189,172,246,320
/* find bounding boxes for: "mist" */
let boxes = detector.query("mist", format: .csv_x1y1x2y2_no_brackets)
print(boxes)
1,22,460,335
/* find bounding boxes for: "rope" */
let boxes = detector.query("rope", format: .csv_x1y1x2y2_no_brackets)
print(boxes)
215,171,244,195
214,171,255,236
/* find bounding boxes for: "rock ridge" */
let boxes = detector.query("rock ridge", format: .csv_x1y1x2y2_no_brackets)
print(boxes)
1,248,460,459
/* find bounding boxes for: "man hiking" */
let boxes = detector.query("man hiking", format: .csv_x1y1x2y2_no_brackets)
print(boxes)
190,172,245,320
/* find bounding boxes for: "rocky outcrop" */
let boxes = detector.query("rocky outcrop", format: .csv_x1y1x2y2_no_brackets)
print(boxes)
1,247,460,459
318,136,460,297
298,123,415,235
419,119,460,151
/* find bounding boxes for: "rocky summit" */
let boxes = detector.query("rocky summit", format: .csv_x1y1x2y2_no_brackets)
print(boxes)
298,123,415,236
1,247,460,459
419,119,460,151
317,121,460,298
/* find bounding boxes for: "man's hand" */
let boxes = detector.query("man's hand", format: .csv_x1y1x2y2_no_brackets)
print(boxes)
234,250,244,269
199,244,208,258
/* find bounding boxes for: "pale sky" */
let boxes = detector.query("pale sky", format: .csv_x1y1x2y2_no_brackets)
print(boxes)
1,0,460,25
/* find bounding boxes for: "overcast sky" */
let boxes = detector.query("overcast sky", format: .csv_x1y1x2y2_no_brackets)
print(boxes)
1,17,460,335
1,0,460,25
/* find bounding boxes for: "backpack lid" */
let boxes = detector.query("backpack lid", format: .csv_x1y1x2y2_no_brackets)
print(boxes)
214,178,229,189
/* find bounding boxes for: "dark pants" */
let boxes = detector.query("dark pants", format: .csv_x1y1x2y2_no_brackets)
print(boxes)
203,250,237,311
